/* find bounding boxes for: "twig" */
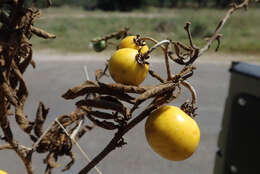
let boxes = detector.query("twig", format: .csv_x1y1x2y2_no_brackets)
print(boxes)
0,144,12,150
181,80,197,105
148,70,166,83
84,66,90,81
70,119,84,140
184,22,198,50
143,40,171,59
78,102,161,174
215,34,222,52
139,37,166,52
91,27,129,42
199,0,249,56
164,43,172,80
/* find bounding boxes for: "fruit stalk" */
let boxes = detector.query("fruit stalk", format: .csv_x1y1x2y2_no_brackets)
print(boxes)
142,40,171,59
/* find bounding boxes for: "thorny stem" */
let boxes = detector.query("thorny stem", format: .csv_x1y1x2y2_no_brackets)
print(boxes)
167,0,249,65
79,104,159,174
78,136,118,174
199,0,249,56
215,34,222,52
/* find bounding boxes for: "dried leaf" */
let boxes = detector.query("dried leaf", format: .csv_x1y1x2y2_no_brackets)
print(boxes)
62,81,99,99
31,26,56,39
98,82,148,94
74,125,94,141
95,69,104,81
11,60,28,103
56,112,85,128
80,106,115,120
34,102,49,137
148,69,165,83
62,151,75,171
0,91,14,141
86,114,118,130
19,47,33,74
15,105,33,134
131,82,176,113
0,73,18,106
45,152,60,169
62,81,135,103
30,59,36,68
76,97,129,117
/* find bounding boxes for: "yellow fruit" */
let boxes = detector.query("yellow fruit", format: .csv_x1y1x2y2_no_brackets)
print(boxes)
108,48,149,86
0,170,8,174
119,36,149,54
145,105,200,161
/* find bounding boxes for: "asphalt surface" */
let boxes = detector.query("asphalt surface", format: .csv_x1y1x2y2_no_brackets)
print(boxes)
0,57,232,174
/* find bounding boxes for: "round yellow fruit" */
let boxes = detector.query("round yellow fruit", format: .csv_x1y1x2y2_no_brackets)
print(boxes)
145,105,200,161
119,36,149,54
0,170,8,174
108,48,149,86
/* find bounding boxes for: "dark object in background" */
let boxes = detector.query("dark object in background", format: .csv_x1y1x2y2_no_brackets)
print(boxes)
97,0,143,11
215,0,244,7
214,61,260,174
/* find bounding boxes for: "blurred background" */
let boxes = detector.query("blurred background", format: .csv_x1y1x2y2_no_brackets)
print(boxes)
0,0,260,174
28,0,260,55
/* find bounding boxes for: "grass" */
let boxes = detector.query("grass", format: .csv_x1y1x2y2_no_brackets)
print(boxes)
31,6,260,54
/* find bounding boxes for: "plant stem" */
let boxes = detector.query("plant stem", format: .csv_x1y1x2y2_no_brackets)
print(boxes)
181,80,197,105
144,40,171,58
139,37,166,52
78,104,159,174
199,0,249,56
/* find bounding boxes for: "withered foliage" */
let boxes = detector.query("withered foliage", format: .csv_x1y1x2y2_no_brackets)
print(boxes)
0,1,92,174
0,0,252,174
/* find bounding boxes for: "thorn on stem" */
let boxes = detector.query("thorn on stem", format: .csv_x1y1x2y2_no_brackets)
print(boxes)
215,34,222,52
116,138,127,148
184,21,198,50
184,21,191,31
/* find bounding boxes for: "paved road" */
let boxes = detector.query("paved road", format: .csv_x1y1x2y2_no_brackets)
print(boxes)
0,58,232,174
